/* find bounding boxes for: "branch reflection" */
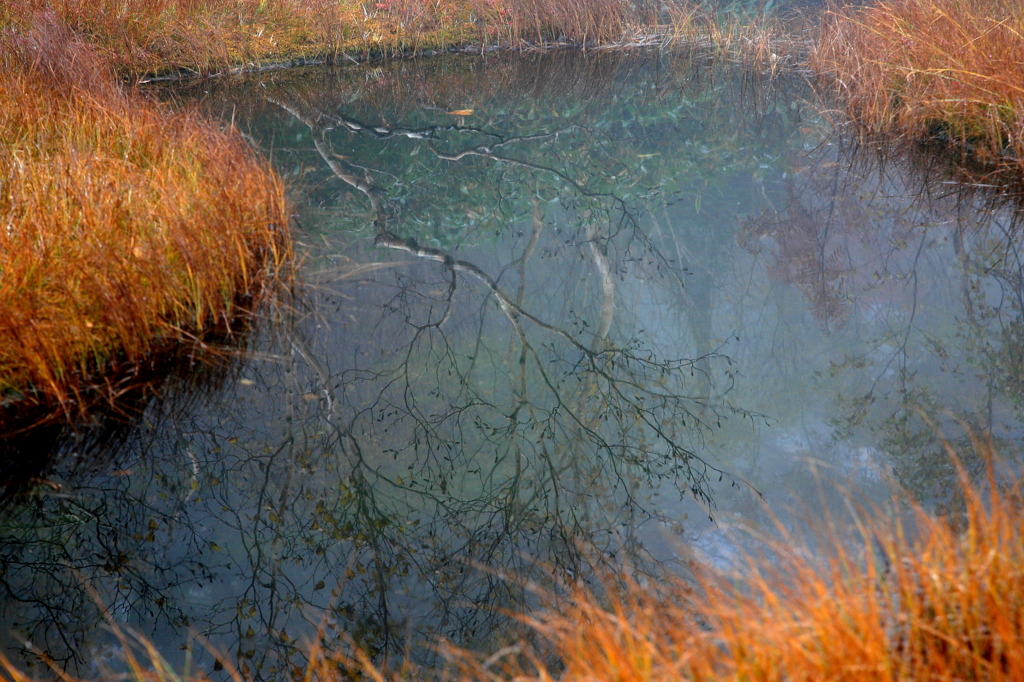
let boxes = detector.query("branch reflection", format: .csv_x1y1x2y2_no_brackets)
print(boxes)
3,50,1022,682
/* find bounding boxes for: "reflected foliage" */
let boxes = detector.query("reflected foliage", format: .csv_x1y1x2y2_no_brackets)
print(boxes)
2,50,812,678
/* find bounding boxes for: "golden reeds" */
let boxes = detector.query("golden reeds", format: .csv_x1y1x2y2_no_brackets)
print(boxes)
0,21,289,413
812,0,1024,182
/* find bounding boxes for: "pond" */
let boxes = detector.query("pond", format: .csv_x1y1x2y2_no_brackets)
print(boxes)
2,49,1023,680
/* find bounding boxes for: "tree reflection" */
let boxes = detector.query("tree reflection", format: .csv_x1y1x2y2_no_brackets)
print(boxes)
17,49,1020,682
0,351,239,671
0,51,807,678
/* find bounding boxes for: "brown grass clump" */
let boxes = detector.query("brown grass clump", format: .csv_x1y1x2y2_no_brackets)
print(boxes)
812,0,1024,183
4,0,379,77
0,21,289,413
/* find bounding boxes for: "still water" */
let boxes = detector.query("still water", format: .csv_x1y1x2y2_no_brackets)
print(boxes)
2,50,1023,679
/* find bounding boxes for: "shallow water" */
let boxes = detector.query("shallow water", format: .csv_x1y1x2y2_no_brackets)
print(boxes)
2,50,1023,679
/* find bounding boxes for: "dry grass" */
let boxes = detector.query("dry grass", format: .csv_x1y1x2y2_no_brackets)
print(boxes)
0,20,289,415
0,620,212,682
812,0,1024,183
0,0,778,81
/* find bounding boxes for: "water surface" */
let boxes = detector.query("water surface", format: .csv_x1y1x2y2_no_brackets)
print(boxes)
2,50,1023,679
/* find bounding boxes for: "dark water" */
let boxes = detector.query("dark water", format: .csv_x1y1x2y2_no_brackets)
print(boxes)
2,50,1023,679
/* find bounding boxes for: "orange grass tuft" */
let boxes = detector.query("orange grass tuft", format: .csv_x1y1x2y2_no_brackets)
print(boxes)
3,0,369,77
0,20,290,412
812,0,1024,182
